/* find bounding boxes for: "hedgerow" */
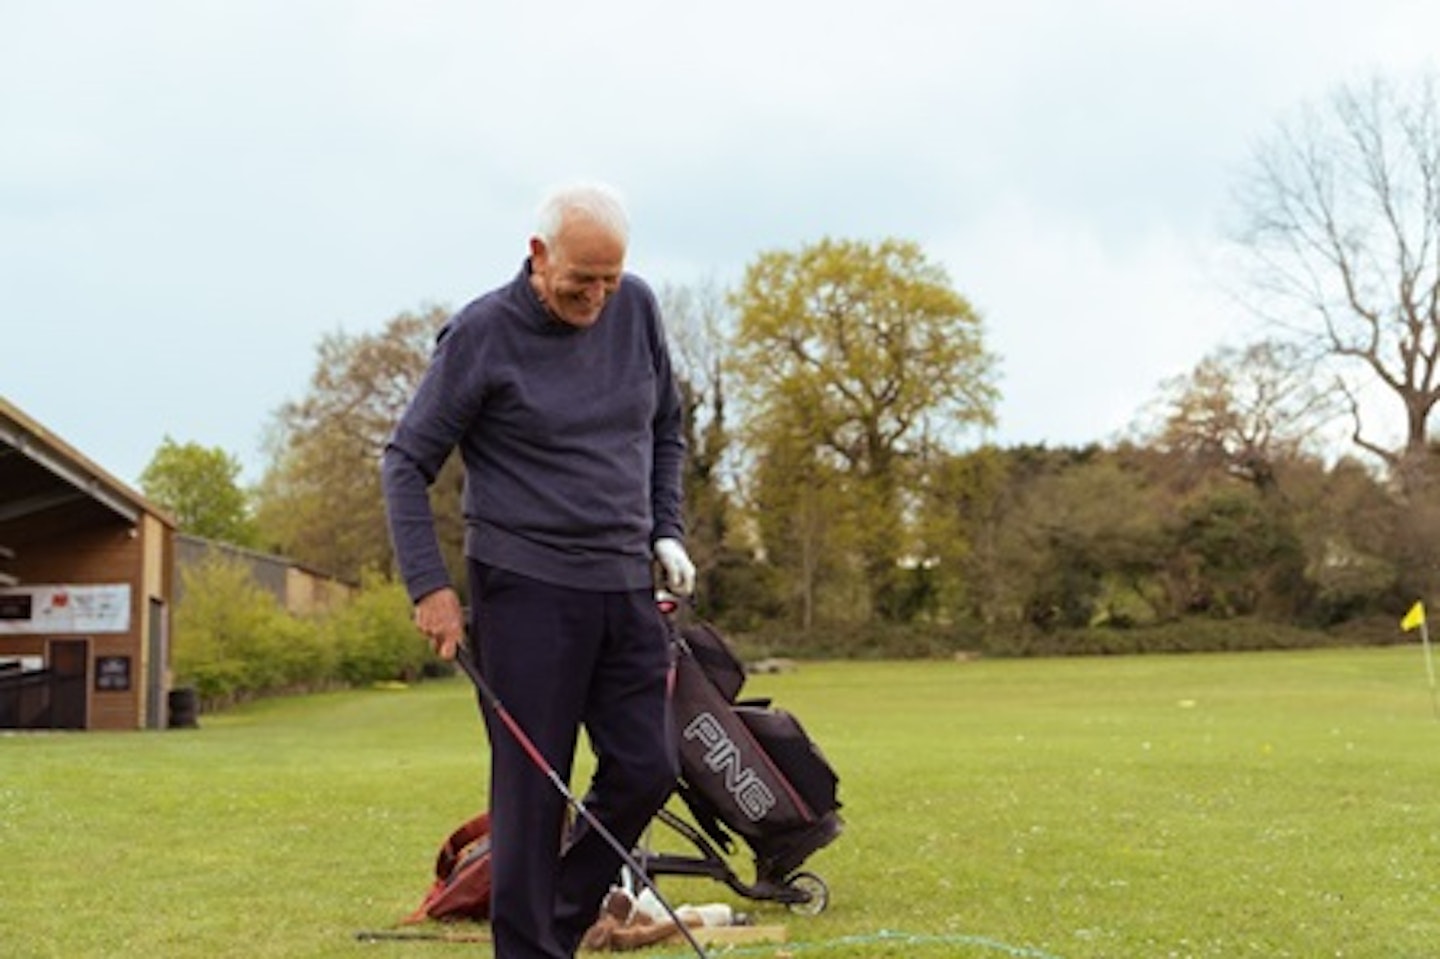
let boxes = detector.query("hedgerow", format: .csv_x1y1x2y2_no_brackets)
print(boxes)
172,555,437,710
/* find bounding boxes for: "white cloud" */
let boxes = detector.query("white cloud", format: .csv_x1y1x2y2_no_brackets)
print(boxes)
935,195,1249,448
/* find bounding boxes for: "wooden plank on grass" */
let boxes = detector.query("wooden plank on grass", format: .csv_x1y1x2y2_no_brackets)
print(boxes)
664,924,789,947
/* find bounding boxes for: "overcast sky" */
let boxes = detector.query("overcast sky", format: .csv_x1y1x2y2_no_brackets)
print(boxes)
3,1,1437,487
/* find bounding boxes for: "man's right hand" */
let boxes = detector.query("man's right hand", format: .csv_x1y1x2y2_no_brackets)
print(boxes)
414,587,465,660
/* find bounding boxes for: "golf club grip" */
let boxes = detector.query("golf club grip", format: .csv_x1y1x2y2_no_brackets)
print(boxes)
454,641,486,690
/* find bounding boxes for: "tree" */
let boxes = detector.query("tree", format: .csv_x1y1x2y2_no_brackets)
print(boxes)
917,444,1011,625
749,407,861,631
953,445,1173,631
1279,454,1402,623
1174,487,1308,619
139,437,259,546
253,306,464,582
1236,71,1440,489
659,281,746,615
1142,339,1338,492
730,237,997,621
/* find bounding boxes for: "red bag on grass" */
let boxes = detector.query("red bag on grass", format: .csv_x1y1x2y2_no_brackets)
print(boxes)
403,811,492,924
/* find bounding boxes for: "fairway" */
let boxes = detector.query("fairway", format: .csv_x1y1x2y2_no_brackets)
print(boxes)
3,646,1438,958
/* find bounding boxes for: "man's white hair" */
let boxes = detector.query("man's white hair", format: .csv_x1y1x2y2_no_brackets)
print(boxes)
535,182,630,247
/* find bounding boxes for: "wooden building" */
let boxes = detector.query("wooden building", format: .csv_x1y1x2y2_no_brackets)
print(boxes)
174,533,357,616
0,397,176,730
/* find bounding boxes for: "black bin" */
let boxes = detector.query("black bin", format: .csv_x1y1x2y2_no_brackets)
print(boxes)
167,687,200,729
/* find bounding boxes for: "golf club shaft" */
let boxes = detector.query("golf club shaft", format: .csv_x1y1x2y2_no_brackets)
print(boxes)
355,929,491,943
454,643,709,959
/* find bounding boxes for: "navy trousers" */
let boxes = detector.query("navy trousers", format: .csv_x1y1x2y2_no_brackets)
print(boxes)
467,562,676,959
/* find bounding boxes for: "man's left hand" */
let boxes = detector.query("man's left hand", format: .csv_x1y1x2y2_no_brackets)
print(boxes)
654,538,696,596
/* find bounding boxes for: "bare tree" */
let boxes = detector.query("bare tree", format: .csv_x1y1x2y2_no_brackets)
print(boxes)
1143,339,1339,492
657,280,736,601
1236,72,1440,491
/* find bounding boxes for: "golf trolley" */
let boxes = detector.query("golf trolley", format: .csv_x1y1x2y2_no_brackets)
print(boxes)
635,598,843,914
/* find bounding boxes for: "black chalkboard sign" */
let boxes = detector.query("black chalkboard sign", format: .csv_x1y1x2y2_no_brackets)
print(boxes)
95,655,131,691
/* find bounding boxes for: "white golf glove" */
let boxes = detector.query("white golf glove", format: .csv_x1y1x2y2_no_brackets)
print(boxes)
653,537,696,596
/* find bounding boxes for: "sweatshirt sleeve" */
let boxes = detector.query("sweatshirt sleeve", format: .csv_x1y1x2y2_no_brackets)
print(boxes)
380,319,484,603
647,305,687,545
380,445,453,603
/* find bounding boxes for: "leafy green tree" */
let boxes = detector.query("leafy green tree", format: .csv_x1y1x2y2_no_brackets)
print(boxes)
748,409,861,631
950,445,1172,631
1174,488,1308,618
254,306,463,583
1276,455,1402,623
730,237,997,621
139,437,259,546
917,444,1011,624
1025,450,1173,629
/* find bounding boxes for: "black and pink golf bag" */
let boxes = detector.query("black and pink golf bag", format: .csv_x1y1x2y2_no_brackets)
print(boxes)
650,608,842,905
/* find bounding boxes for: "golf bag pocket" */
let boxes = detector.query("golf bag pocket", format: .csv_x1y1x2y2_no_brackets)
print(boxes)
673,652,814,839
734,706,840,819
679,621,746,702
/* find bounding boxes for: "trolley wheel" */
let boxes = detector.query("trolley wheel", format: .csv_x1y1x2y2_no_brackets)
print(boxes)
784,871,829,915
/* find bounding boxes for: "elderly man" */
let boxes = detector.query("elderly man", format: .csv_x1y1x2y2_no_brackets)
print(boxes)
381,182,694,959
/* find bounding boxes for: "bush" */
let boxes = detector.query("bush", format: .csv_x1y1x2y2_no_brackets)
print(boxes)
324,574,437,684
970,617,1389,658
173,554,330,707
722,612,1405,662
173,559,438,709
733,619,971,660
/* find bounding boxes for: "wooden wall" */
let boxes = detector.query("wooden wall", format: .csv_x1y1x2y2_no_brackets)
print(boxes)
1,514,172,730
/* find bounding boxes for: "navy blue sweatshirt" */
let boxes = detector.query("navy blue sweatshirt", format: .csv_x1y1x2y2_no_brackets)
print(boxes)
380,261,686,599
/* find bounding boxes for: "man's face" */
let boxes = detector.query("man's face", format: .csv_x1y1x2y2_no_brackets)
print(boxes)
530,215,626,328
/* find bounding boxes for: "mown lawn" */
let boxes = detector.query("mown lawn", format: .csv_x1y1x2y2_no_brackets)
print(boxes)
3,646,1438,958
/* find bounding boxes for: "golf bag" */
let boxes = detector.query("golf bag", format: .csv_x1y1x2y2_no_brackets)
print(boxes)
663,614,843,885
402,810,492,924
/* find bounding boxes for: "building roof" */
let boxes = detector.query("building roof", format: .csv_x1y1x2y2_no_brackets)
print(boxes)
0,397,174,584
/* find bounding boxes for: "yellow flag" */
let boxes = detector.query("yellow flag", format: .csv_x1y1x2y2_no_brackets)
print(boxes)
1402,601,1426,632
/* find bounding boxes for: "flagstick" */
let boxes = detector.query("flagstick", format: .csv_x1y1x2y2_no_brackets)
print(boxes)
1422,619,1440,722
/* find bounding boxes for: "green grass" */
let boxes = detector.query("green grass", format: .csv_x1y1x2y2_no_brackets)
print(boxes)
4,647,1439,958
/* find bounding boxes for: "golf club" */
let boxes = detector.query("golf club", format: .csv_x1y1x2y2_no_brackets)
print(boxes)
355,928,492,943
454,641,710,959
